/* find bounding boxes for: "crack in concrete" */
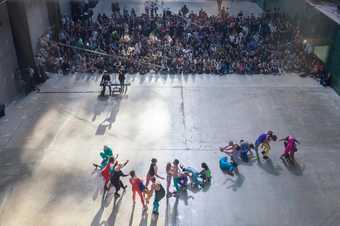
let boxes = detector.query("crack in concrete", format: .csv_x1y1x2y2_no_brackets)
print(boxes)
180,85,188,149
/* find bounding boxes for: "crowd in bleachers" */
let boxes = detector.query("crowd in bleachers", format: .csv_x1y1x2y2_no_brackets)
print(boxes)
36,4,327,78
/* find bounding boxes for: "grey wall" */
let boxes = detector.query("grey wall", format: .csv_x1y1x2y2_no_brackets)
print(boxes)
2,0,53,104
264,0,306,19
58,0,71,15
0,4,19,104
24,0,51,55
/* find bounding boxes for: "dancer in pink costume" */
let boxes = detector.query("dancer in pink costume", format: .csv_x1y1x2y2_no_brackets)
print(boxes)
280,136,300,162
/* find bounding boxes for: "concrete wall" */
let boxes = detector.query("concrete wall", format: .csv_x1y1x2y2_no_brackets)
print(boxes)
264,0,306,19
58,0,71,15
24,0,51,55
0,3,19,104
2,0,53,104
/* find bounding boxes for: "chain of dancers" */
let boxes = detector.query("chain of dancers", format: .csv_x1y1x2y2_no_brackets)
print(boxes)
92,130,299,216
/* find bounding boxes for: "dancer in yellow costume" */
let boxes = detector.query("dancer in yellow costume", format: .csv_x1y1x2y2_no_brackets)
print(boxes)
261,141,271,160
260,135,277,160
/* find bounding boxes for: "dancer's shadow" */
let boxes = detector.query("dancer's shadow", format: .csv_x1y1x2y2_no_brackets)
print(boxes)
201,182,212,192
167,190,194,226
90,204,105,226
170,196,179,226
187,185,200,194
238,157,256,166
139,209,148,226
100,191,126,226
177,190,194,206
150,214,159,226
224,173,245,191
281,158,305,176
92,169,103,201
187,182,211,193
90,190,108,226
257,158,282,176
164,197,171,226
128,203,136,226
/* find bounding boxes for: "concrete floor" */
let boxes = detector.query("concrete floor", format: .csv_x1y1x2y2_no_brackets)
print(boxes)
1,72,340,226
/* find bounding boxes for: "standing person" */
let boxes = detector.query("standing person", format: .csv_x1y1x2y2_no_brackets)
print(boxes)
100,157,117,192
170,159,181,193
146,158,165,188
217,0,223,13
254,131,274,160
165,162,172,194
100,71,111,96
118,67,126,93
239,140,255,162
260,135,277,160
129,170,147,209
149,177,166,215
279,136,300,162
110,160,129,198
145,0,150,16
220,141,240,162
199,162,212,184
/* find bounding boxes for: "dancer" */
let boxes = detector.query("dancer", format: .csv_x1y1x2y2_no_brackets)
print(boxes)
239,140,254,162
146,158,164,188
165,162,172,194
220,141,241,162
254,131,275,159
279,136,300,162
129,170,147,209
92,145,115,169
199,162,212,184
176,172,189,191
170,159,181,193
110,160,129,198
101,157,117,191
260,135,277,159
181,165,202,188
261,139,271,160
145,186,153,205
219,155,239,176
149,177,166,215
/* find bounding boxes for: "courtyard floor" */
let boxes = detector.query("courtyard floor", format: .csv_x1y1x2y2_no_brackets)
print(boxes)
1,73,340,226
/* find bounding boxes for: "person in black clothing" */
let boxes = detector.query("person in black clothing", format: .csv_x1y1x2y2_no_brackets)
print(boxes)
320,72,331,87
100,71,111,96
181,5,189,16
110,163,129,198
118,68,126,93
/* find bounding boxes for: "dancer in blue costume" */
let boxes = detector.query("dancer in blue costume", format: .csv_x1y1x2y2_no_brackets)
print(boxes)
219,155,239,176
239,140,255,162
181,166,203,188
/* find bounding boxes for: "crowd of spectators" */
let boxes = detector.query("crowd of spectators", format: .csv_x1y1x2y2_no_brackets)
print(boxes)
36,4,326,77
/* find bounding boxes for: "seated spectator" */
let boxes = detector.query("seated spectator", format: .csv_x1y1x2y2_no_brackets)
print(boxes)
320,71,331,87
